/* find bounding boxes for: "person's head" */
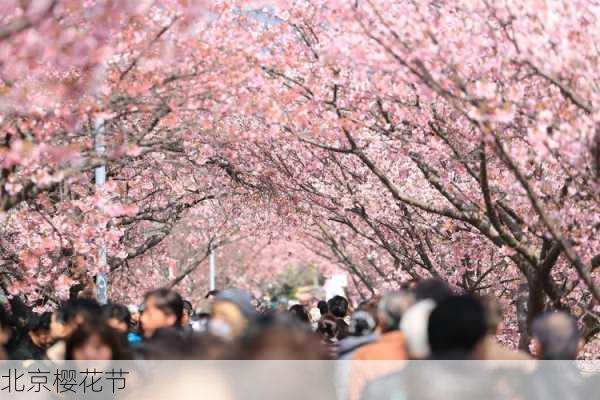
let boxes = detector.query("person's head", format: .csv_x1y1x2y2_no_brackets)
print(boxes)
102,304,131,334
65,321,127,360
239,313,329,359
377,291,414,333
480,295,503,335
414,279,453,303
288,304,310,324
28,312,53,348
400,299,436,359
127,305,140,326
317,315,338,341
327,296,349,319
0,306,11,347
181,300,193,326
317,300,329,316
141,288,184,338
349,311,376,337
50,299,102,341
531,311,580,360
211,289,255,339
428,295,487,359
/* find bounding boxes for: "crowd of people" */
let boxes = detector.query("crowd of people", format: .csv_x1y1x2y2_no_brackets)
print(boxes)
0,279,596,399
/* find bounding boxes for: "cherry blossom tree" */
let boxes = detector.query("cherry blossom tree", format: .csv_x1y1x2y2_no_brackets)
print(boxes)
197,0,600,348
1,0,599,351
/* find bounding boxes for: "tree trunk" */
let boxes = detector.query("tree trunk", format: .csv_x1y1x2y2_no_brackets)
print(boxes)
517,274,546,351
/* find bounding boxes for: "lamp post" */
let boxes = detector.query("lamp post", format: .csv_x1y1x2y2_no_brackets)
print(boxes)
95,118,108,305
209,245,216,291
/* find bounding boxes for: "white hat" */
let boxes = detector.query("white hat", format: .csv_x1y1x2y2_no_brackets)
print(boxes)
400,299,436,359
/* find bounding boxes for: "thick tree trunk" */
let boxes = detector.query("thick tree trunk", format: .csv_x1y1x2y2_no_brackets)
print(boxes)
517,275,546,351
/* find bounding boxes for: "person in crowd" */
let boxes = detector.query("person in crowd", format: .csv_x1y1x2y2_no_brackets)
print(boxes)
103,303,131,334
348,291,414,400
328,295,350,320
66,320,128,360
239,313,328,359
340,311,378,356
428,294,487,359
10,311,52,360
236,314,332,400
529,311,584,400
140,288,184,339
182,300,194,327
317,314,340,358
399,299,436,359
102,303,143,346
288,304,311,324
128,304,141,330
396,279,451,360
47,298,103,360
338,297,380,359
480,295,531,360
353,292,413,360
360,294,489,400
0,305,11,360
138,327,192,359
210,288,256,340
531,311,581,360
317,300,329,316
336,305,379,400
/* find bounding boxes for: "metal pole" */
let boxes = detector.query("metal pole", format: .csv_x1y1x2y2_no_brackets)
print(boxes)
209,246,216,291
95,118,108,305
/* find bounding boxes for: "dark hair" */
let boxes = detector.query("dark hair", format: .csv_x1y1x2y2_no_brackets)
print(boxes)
532,312,580,360
414,279,453,303
288,304,310,324
428,295,486,358
239,314,328,359
27,312,52,333
182,300,193,314
327,296,349,318
65,321,128,360
0,305,10,330
205,290,220,299
140,327,191,360
317,300,329,316
144,288,184,325
56,298,102,325
102,304,131,327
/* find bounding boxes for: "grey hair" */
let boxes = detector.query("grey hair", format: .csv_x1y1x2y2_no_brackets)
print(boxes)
532,311,580,360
